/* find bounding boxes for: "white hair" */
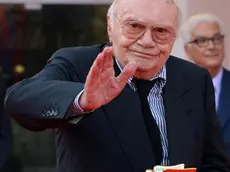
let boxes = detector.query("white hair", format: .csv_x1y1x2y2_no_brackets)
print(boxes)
107,0,183,29
180,13,225,44
107,0,116,25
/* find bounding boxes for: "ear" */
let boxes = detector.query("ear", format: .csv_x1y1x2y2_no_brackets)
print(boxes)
184,44,192,60
107,16,112,42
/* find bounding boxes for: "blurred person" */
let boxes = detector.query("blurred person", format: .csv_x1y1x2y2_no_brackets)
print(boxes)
4,1,230,172
181,13,230,159
0,77,12,170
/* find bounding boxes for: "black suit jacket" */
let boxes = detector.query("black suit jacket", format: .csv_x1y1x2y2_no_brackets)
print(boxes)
0,78,12,170
218,69,230,157
4,43,230,172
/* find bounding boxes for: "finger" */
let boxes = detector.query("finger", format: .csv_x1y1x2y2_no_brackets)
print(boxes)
86,52,104,86
116,62,137,88
102,47,114,69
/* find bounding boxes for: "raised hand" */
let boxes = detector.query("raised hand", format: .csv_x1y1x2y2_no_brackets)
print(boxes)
79,46,137,112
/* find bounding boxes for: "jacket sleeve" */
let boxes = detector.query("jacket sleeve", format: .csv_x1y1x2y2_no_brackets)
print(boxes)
4,48,86,132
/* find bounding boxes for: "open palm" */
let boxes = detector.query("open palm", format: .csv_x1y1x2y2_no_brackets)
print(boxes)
79,47,137,111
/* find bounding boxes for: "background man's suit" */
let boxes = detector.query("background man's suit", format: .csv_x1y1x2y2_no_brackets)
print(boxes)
217,69,230,157
0,78,12,170
5,43,230,172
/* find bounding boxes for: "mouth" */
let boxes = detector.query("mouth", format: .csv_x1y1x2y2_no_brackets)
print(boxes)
205,54,219,58
131,50,159,59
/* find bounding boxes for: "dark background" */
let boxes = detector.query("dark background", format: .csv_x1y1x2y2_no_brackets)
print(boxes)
0,4,109,172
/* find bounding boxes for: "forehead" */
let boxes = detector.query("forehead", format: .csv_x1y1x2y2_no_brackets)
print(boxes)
116,0,178,26
191,22,221,37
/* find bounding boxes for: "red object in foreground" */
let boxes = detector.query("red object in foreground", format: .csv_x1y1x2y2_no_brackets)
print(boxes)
163,169,197,172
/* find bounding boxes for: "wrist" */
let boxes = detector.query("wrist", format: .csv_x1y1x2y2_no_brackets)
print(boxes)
78,92,95,112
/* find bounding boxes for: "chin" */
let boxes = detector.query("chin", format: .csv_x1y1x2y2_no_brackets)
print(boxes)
208,64,222,69
135,66,160,80
137,63,159,73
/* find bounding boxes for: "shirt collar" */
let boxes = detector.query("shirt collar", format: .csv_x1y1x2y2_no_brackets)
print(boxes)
115,57,167,89
212,68,223,93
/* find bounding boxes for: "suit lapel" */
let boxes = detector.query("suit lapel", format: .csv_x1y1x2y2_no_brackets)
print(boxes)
100,47,193,168
218,69,230,129
103,88,156,171
163,57,192,165
102,56,156,172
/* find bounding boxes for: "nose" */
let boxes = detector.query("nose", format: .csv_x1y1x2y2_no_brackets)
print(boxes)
207,40,215,49
137,29,156,48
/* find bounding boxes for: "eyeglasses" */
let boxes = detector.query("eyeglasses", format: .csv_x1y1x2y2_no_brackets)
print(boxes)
116,16,176,44
189,34,224,48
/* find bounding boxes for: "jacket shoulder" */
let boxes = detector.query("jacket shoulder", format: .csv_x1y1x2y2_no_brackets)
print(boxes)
50,44,103,65
168,55,208,75
45,43,108,81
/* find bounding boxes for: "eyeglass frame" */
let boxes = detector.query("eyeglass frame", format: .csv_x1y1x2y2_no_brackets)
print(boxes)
114,14,177,44
188,34,225,48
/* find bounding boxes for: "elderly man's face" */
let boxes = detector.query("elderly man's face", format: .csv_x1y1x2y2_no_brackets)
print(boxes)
107,0,178,79
185,22,225,72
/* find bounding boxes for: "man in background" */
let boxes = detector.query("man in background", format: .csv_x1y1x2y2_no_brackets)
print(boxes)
181,13,230,159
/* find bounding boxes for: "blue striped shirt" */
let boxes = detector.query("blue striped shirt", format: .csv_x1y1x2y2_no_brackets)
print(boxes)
71,58,169,166
116,59,169,166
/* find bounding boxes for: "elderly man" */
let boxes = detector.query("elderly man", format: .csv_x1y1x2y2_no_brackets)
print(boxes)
4,0,230,172
181,13,230,159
